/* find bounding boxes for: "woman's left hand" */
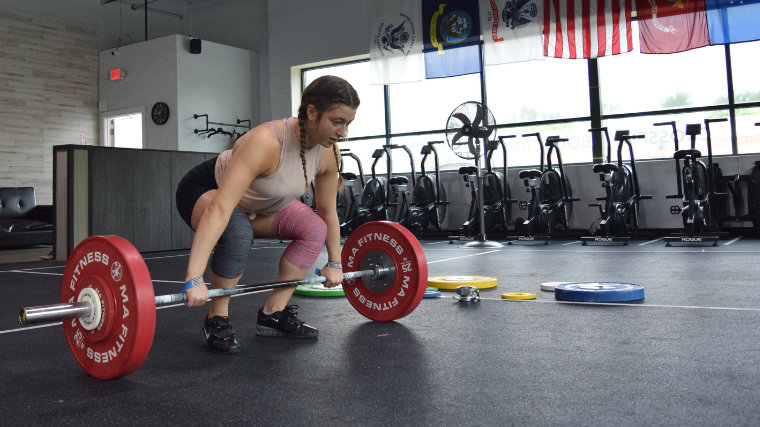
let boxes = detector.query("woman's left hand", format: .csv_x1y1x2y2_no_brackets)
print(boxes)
321,267,344,288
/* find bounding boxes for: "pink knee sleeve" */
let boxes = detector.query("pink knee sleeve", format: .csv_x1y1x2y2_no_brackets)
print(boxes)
272,200,327,270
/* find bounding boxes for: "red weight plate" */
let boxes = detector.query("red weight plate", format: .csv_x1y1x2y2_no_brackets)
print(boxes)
341,221,428,321
61,236,155,380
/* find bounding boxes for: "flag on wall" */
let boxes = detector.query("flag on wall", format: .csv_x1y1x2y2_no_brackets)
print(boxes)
480,0,545,65
544,0,634,59
704,0,760,45
422,0,482,78
636,0,710,54
369,0,425,85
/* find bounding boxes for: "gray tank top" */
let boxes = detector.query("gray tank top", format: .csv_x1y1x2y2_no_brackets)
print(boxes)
214,117,324,220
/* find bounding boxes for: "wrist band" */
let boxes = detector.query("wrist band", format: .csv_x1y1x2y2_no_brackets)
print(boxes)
182,276,205,293
323,261,342,269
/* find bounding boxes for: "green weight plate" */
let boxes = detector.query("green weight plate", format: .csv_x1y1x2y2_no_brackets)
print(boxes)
294,283,346,297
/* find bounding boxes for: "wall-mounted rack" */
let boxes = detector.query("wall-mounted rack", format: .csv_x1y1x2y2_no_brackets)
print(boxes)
193,114,252,140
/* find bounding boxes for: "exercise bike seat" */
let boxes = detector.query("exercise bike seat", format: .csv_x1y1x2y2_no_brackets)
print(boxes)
518,169,542,179
592,163,619,174
341,172,357,181
389,176,409,185
459,166,477,175
674,149,701,160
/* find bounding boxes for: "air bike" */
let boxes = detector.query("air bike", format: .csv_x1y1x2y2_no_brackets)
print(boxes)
384,141,450,235
337,148,366,237
581,128,652,245
509,134,579,244
662,118,729,246
352,147,392,227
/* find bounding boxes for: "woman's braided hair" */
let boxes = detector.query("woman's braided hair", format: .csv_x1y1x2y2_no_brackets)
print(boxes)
297,75,360,194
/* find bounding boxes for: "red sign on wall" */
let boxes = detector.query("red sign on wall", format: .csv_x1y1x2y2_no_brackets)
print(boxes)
80,131,86,145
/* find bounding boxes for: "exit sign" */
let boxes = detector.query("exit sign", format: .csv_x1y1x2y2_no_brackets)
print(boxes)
109,68,126,81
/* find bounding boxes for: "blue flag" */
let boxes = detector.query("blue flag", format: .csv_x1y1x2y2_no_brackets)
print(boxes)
422,0,482,79
705,0,760,44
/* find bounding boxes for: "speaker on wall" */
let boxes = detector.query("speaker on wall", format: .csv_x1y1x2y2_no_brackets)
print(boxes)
190,38,201,54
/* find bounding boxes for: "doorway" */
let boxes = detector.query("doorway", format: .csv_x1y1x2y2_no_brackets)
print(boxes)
100,107,146,148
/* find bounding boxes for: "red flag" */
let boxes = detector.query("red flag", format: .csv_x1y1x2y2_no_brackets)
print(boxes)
544,0,634,59
636,0,710,54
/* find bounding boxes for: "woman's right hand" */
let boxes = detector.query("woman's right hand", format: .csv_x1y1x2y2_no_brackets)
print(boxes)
185,284,210,308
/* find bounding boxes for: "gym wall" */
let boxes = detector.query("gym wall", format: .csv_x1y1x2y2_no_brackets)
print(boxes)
98,34,259,153
0,5,99,205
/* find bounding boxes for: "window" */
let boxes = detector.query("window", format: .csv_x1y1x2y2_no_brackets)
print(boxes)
736,107,760,154
598,22,728,115
303,62,385,138
730,41,760,105
388,74,481,134
485,57,590,124
303,26,760,167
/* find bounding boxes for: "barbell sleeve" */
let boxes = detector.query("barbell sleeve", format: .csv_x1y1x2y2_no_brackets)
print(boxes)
20,301,92,325
20,266,394,325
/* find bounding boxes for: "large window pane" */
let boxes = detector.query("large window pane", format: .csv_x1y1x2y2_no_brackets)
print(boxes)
730,41,760,104
485,57,590,124
601,110,732,161
736,108,760,154
598,22,728,114
389,74,481,134
498,121,593,168
303,62,385,138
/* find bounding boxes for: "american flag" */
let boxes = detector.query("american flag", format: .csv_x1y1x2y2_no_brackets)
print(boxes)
544,0,634,59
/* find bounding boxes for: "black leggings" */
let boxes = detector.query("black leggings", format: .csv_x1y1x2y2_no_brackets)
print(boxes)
175,156,218,228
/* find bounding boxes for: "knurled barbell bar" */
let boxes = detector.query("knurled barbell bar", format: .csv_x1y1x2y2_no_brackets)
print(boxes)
18,221,428,380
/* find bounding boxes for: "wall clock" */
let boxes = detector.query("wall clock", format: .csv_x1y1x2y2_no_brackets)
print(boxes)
151,102,170,125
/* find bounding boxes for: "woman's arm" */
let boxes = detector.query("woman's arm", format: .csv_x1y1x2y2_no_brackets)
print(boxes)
313,147,343,288
184,125,281,306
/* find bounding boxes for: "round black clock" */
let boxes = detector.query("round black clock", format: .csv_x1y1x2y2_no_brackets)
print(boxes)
151,102,170,125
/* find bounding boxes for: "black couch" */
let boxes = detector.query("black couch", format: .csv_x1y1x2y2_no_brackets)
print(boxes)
0,187,53,249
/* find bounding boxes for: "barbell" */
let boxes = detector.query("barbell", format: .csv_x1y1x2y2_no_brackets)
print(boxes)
18,221,428,380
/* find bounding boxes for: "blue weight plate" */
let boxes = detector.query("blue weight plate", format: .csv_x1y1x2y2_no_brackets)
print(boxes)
554,282,644,302
423,290,441,299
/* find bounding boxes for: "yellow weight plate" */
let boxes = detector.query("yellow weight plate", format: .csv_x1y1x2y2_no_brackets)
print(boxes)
428,275,498,290
501,292,536,300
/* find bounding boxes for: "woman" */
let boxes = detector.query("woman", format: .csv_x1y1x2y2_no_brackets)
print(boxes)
175,75,360,353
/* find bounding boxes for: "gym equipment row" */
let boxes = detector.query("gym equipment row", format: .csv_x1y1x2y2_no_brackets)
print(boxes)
333,116,759,245
338,141,449,237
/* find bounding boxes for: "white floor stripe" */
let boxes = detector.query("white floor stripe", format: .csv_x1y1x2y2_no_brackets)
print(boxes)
0,322,63,334
723,236,743,246
6,270,63,276
638,238,663,246
427,250,501,264
480,297,760,312
563,241,582,246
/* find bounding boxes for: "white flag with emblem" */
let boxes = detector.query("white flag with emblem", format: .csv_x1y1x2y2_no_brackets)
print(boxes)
480,0,544,65
369,0,424,85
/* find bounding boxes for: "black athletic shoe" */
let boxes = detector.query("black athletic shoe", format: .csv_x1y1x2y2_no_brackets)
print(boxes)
256,305,318,339
202,315,241,354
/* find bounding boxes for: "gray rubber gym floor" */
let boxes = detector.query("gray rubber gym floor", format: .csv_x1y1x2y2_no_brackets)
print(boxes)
2,236,759,426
